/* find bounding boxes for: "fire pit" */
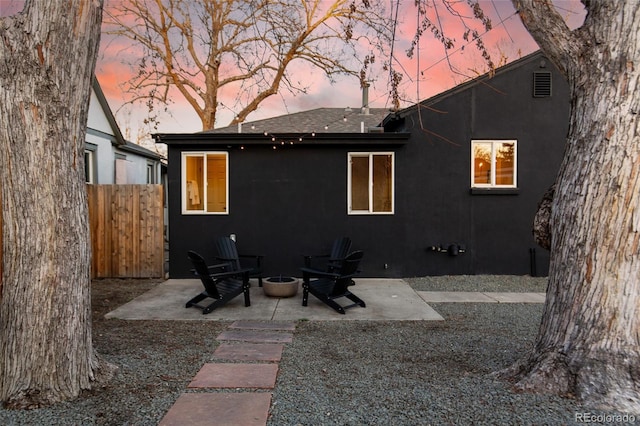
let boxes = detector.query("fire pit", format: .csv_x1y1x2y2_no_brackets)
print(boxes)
263,276,299,298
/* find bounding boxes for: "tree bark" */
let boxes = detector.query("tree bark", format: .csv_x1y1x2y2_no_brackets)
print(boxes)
532,183,554,250
503,1,640,413
0,1,115,408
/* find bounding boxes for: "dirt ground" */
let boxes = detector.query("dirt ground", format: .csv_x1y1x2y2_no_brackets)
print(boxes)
91,278,162,320
86,278,232,424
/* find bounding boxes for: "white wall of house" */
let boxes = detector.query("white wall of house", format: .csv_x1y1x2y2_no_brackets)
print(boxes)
113,151,161,184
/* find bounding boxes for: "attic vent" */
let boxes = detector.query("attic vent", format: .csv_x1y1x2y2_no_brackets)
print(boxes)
533,71,552,97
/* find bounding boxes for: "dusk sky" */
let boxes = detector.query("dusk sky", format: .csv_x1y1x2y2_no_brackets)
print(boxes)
1,0,586,140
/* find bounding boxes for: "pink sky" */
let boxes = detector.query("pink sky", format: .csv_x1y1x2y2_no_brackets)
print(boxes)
1,0,586,138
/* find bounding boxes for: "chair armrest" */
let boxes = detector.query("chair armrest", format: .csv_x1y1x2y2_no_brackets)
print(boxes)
189,262,231,276
207,262,232,271
209,267,253,279
299,267,340,279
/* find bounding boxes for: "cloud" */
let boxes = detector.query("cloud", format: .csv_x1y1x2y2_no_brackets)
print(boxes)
96,0,586,134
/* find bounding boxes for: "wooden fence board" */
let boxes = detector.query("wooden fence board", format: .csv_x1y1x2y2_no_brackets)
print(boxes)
1,185,163,280
88,184,164,278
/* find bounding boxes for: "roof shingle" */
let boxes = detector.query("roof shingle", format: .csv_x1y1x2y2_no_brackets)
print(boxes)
205,107,389,134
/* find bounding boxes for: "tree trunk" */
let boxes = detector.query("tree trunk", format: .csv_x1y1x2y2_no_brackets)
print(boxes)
532,183,554,250
0,1,115,408
503,1,640,413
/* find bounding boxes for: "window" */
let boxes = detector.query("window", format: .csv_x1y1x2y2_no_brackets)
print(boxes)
182,152,228,214
84,144,97,183
146,162,156,184
472,140,517,188
348,152,394,214
115,153,128,184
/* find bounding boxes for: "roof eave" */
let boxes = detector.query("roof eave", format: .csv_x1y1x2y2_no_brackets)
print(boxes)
154,132,410,146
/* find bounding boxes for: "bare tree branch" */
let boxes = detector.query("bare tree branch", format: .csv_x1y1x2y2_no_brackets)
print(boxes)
104,0,393,130
511,0,584,77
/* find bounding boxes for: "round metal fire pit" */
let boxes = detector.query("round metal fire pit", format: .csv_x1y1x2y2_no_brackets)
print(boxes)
263,276,299,298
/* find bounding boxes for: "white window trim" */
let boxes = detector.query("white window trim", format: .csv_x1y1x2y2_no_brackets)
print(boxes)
181,151,229,215
146,161,156,184
84,146,96,184
347,151,395,215
471,140,517,188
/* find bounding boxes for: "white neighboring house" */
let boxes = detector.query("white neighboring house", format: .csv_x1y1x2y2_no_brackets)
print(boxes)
85,77,165,184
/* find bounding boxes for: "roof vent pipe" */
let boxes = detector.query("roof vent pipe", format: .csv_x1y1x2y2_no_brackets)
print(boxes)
237,122,242,133
361,83,370,115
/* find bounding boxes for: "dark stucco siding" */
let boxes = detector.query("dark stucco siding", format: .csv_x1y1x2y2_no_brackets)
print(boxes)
164,53,568,279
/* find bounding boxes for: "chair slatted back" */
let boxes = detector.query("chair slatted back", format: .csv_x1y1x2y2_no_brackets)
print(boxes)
187,251,221,299
215,237,242,271
330,237,352,261
331,250,364,296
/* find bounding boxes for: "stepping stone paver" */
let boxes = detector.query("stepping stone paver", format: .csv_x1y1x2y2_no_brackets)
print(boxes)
485,292,546,303
418,291,497,303
417,291,546,303
229,320,296,331
159,392,272,426
214,343,284,362
217,329,293,343
188,363,279,389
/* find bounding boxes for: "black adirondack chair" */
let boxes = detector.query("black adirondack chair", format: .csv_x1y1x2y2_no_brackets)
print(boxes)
303,237,352,272
300,250,366,314
186,250,251,314
215,236,264,287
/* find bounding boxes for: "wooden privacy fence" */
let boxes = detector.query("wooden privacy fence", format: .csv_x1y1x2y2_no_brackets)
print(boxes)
1,185,164,280
87,184,164,278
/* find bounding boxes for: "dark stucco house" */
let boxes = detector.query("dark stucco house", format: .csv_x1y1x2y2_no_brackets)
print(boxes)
155,50,569,279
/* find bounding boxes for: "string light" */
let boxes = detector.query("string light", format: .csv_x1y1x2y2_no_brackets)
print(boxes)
242,103,375,149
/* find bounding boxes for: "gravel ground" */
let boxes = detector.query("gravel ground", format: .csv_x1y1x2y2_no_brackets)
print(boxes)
0,276,631,425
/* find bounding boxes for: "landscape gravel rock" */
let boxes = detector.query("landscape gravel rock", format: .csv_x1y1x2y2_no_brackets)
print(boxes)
0,276,631,425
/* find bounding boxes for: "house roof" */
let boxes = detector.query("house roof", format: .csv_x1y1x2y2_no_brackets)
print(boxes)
91,77,126,147
205,107,390,134
383,50,551,125
119,140,165,161
92,77,166,161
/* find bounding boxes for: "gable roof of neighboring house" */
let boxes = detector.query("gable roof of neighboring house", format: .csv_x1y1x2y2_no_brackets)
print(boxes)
383,50,551,126
120,140,165,161
91,76,126,146
91,77,164,161
205,106,390,135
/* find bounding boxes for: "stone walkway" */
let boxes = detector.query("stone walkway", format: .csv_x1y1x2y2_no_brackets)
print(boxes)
154,292,546,424
158,320,296,426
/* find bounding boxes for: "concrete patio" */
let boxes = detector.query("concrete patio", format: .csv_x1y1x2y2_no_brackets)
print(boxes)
104,278,546,321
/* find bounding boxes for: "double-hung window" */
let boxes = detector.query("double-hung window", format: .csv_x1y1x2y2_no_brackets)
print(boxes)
348,152,394,214
471,140,517,188
182,152,228,214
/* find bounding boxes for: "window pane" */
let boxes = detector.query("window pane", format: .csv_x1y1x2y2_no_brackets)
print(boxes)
146,164,154,184
351,156,369,211
185,156,204,211
495,142,515,185
372,154,392,212
473,143,492,185
206,154,226,213
84,151,93,183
